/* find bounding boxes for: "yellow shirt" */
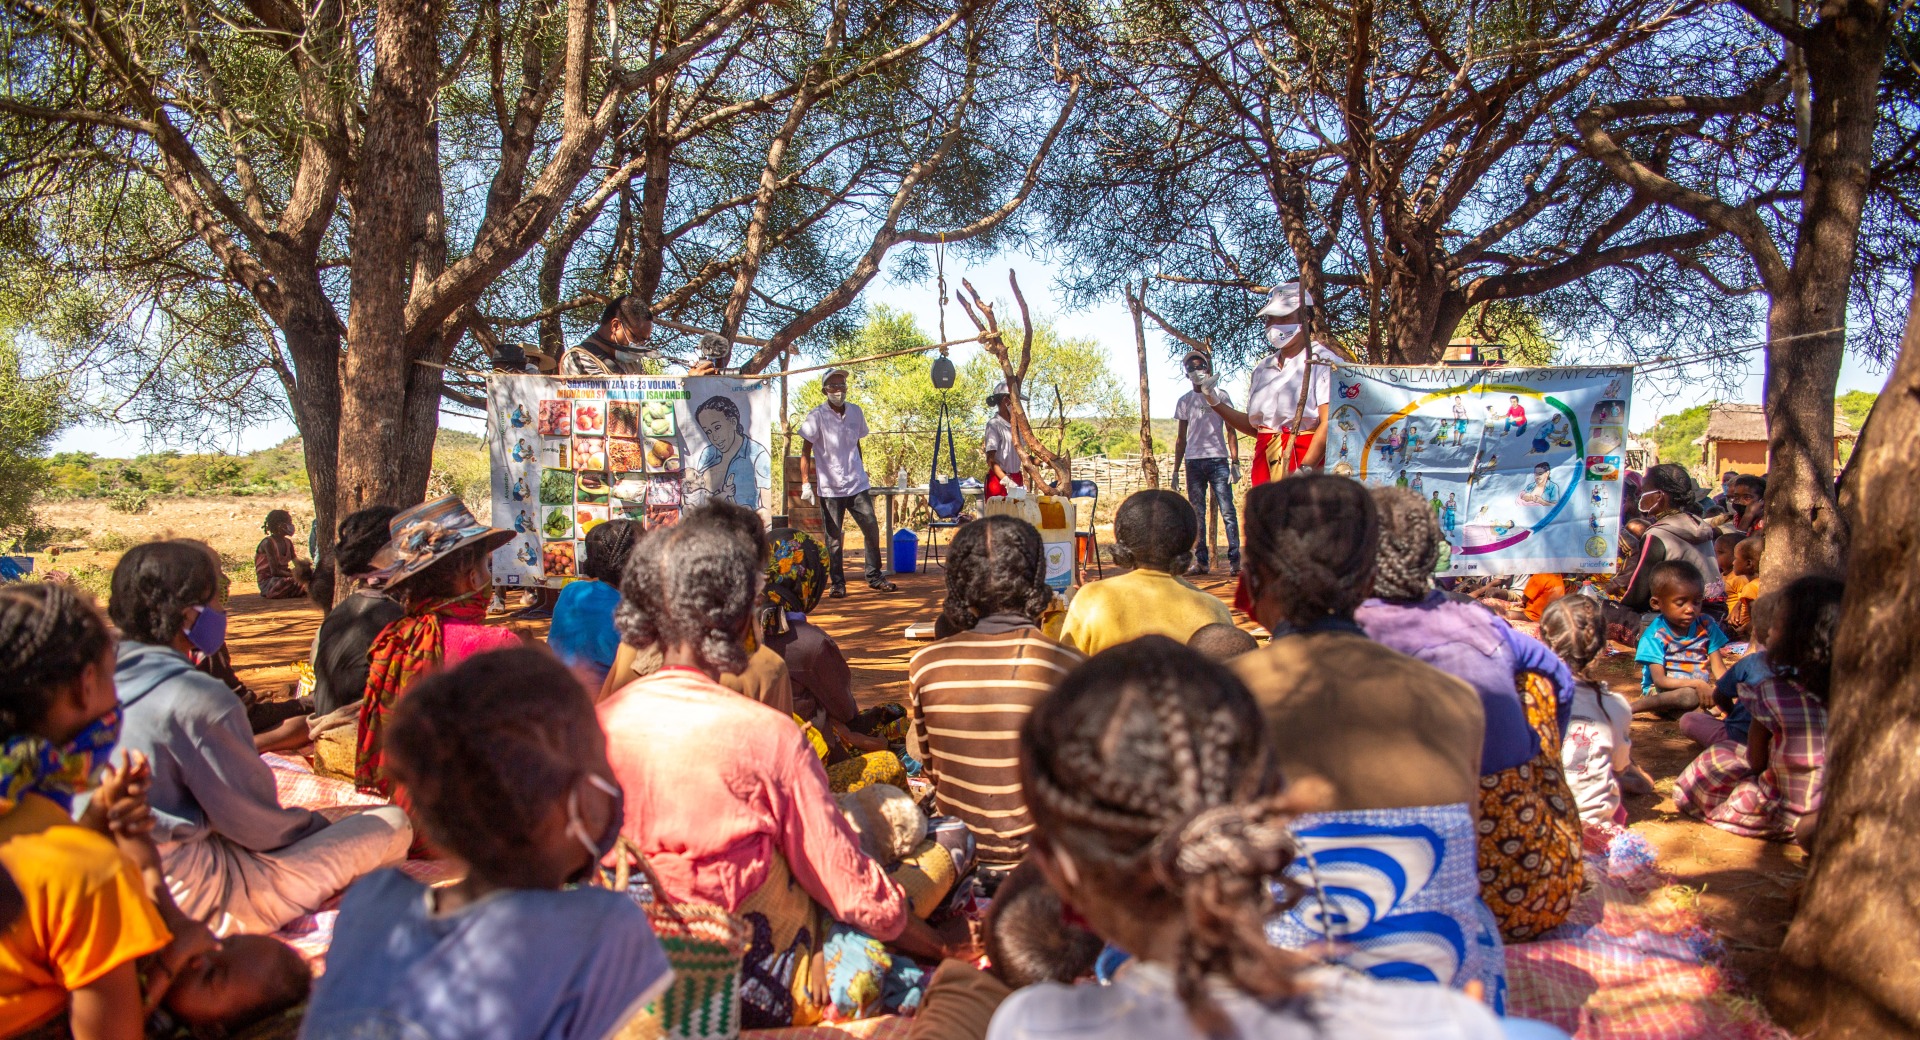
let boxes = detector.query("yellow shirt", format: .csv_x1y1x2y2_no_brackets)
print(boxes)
1058,568,1236,656
0,794,171,1035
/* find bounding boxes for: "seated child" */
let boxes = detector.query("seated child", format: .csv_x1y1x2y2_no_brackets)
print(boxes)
1540,596,1652,826
1680,592,1778,749
1059,490,1232,654
1187,622,1258,661
1674,577,1841,846
908,861,1102,1040
302,647,672,1039
1726,536,1763,635
1713,533,1744,590
254,509,313,600
548,519,640,692
1629,560,1729,716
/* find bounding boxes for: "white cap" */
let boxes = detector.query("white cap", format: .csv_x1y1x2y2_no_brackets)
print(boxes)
1256,281,1314,319
989,380,1009,401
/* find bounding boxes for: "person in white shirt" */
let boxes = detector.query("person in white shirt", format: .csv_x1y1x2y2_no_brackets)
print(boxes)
1205,281,1338,485
1171,351,1240,575
982,382,1026,499
799,369,897,597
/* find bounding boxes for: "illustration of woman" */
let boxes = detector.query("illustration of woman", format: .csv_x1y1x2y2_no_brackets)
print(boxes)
511,438,535,462
509,475,530,501
689,394,771,510
514,509,535,533
1517,462,1559,506
1410,471,1425,494
1443,493,1459,535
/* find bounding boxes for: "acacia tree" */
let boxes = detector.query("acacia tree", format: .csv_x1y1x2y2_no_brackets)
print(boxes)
1039,0,1749,368
1574,0,1920,584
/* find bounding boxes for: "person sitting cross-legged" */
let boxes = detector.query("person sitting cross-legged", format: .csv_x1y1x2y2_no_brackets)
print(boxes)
1058,490,1234,656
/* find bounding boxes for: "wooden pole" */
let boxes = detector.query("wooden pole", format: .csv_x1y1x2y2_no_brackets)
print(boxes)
1129,279,1160,488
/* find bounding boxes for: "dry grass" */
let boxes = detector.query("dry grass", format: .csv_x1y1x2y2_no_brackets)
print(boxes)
28,494,316,595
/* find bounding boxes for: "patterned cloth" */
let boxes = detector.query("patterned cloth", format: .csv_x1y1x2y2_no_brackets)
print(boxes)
825,752,908,795
354,592,488,796
1477,673,1585,941
763,530,828,637
0,710,120,814
1268,802,1508,1014
255,535,307,599
822,924,926,1020
1634,616,1728,694
1672,677,1828,840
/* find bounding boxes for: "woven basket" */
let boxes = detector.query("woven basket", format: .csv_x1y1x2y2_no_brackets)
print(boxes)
602,841,751,1040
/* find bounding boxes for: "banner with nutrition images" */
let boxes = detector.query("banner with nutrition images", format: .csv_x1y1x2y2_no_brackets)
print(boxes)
487,374,775,588
1326,364,1633,576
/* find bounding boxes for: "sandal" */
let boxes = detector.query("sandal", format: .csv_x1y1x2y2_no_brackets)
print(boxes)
868,579,898,593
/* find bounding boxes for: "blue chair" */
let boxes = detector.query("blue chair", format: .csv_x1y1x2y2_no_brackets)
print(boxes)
1069,479,1102,581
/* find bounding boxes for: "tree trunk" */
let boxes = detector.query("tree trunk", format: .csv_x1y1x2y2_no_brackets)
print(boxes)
1768,280,1920,1038
1757,0,1888,587
1381,267,1454,365
280,287,345,606
1130,280,1159,488
337,0,442,516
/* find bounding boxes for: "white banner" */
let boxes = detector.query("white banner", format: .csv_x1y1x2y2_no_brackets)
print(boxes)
1326,364,1633,576
488,374,776,588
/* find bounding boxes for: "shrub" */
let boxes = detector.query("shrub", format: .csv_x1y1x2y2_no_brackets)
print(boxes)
110,488,150,515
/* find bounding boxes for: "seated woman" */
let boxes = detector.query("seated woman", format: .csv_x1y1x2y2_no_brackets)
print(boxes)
303,647,672,1039
1228,476,1506,1008
1355,487,1581,942
760,528,909,788
308,505,405,721
353,496,521,798
548,519,641,693
908,516,1084,881
110,540,413,935
599,502,962,1028
995,637,1543,1040
253,509,313,600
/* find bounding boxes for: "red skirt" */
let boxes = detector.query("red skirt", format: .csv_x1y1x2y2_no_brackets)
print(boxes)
986,471,1025,498
1250,431,1314,486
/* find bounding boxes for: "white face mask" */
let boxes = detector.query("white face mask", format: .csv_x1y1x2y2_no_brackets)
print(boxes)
1265,323,1301,351
1187,370,1207,386
825,391,846,407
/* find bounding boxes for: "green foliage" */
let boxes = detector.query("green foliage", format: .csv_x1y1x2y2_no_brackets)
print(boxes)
427,430,492,505
1642,403,1712,470
109,489,150,515
1835,390,1877,432
0,338,69,533
44,439,309,500
1453,303,1559,366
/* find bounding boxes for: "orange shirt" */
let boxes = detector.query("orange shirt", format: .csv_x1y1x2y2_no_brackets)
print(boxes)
1730,576,1762,631
0,795,170,1035
1522,573,1568,622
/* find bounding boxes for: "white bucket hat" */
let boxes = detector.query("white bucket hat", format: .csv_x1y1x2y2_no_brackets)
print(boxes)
1256,281,1315,319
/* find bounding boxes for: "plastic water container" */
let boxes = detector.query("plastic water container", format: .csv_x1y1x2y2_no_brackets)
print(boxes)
891,528,919,574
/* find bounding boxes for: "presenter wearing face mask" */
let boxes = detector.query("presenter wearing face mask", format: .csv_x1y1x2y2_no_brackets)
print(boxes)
108,540,413,936
1172,350,1241,575
798,370,897,598
1201,281,1336,485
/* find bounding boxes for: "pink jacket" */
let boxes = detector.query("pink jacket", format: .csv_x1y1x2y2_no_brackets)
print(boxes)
443,620,521,664
598,668,909,940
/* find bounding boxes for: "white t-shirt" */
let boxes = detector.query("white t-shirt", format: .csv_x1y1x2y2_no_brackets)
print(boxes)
1175,389,1234,460
987,963,1531,1040
797,402,871,498
1563,679,1634,826
1246,343,1338,433
983,415,1022,475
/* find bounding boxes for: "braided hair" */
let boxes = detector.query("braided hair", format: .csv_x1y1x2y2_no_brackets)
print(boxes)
262,509,294,536
0,583,114,736
1242,475,1379,629
109,540,220,646
1112,490,1197,573
582,519,642,584
385,646,601,886
614,502,763,675
1021,636,1313,1032
1370,486,1440,602
940,516,1051,634
1538,594,1606,676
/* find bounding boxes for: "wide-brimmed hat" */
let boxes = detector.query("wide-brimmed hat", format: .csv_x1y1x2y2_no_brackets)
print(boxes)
370,496,514,587
1255,281,1315,319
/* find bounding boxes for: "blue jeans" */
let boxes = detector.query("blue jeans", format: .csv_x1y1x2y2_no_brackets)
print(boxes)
1184,458,1240,565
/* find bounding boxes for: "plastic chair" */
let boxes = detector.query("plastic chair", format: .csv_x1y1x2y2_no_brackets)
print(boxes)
1070,479,1102,581
922,515,965,571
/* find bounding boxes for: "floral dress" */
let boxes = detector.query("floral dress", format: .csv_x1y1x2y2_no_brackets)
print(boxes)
1476,672,1584,941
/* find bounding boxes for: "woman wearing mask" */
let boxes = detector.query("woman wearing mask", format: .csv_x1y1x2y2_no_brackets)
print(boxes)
1614,464,1726,620
1200,282,1339,485
110,541,412,936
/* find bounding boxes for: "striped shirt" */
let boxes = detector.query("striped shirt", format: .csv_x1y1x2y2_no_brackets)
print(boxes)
907,619,1084,867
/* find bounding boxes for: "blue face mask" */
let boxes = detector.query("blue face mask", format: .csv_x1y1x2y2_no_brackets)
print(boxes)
183,605,228,656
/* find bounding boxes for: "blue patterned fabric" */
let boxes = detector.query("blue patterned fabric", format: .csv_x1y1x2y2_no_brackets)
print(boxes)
1269,802,1507,1014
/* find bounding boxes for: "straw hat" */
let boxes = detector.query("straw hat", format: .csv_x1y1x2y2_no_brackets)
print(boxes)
370,496,515,587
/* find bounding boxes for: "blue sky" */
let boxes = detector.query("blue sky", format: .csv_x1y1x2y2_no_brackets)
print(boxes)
54,246,1893,457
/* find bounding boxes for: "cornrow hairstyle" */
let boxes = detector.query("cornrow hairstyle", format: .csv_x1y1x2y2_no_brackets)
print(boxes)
333,505,403,577
263,509,294,535
984,860,1102,989
0,583,114,736
1538,594,1606,675
109,540,220,646
1370,486,1441,602
1647,559,1704,600
1241,474,1379,629
386,646,602,886
599,294,648,329
939,516,1051,634
1767,575,1845,702
582,519,643,584
614,501,763,675
1111,490,1197,573
1020,636,1312,1032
